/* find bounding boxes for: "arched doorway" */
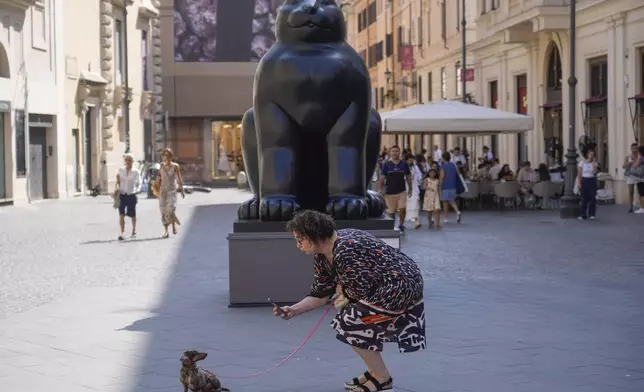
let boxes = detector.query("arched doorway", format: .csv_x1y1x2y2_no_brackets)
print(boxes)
541,43,563,166
0,43,9,78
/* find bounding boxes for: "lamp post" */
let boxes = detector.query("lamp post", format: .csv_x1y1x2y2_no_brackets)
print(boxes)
560,0,580,219
461,0,466,104
122,0,132,153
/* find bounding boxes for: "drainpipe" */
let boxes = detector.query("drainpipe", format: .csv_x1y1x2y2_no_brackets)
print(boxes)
122,0,132,153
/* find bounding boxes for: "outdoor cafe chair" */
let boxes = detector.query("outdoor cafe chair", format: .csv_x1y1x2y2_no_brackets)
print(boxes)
494,181,520,210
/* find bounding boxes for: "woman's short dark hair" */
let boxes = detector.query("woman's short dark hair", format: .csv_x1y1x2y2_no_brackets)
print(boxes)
286,210,336,245
442,151,451,161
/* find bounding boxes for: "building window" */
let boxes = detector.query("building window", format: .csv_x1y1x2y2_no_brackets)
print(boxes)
380,87,385,109
440,67,446,99
417,17,423,48
456,0,460,31
368,1,377,26
440,0,446,41
142,30,149,91
375,41,384,63
114,19,124,85
402,76,408,103
418,75,423,103
386,33,393,57
411,71,417,100
589,57,608,98
455,61,462,97
427,72,433,102
426,8,431,45
15,110,26,178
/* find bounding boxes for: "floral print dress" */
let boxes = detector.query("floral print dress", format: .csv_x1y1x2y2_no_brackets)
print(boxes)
159,163,180,226
309,229,426,353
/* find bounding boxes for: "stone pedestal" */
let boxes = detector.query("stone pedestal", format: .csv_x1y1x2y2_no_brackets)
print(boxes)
227,218,400,307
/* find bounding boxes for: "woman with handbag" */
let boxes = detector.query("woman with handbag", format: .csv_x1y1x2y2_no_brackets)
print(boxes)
624,143,640,213
274,210,425,392
156,148,185,238
630,145,644,214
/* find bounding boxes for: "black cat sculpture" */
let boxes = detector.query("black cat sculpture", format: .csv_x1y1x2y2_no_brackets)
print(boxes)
237,0,385,221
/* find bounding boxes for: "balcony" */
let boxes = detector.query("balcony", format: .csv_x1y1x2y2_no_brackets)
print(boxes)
477,0,570,44
0,0,38,11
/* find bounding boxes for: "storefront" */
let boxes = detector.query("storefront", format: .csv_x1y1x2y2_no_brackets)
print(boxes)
211,120,243,180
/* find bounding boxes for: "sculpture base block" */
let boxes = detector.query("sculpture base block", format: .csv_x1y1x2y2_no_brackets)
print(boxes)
228,218,400,307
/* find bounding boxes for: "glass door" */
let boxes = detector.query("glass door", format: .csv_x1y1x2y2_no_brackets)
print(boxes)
211,121,242,179
0,113,5,199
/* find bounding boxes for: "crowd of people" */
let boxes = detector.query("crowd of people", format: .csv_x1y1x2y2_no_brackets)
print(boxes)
375,142,644,227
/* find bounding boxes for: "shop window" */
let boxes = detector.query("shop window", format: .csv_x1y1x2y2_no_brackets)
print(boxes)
15,110,26,177
212,121,243,180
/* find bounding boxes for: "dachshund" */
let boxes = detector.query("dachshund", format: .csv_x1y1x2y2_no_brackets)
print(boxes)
180,350,230,392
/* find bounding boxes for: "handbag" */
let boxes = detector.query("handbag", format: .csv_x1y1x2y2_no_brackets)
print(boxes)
631,160,644,178
151,178,161,197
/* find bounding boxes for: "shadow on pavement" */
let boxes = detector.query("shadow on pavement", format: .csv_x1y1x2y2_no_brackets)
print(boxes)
80,237,168,245
118,203,278,391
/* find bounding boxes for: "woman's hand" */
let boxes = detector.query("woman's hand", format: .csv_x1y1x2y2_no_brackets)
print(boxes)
273,305,297,320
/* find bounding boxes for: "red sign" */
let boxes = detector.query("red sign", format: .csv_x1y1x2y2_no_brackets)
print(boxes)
464,68,475,82
399,45,414,71
518,87,528,114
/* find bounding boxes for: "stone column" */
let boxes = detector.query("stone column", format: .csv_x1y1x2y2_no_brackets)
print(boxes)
151,0,164,157
529,42,541,166
498,50,509,163
99,0,115,152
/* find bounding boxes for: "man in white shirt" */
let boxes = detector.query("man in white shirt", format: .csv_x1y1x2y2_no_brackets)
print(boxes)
451,147,467,166
479,146,494,163
487,158,502,180
432,145,443,163
115,153,141,240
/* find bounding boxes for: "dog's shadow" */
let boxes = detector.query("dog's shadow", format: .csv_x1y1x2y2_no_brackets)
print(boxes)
80,237,168,245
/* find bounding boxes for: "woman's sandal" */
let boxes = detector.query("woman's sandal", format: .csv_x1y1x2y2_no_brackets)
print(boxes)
344,371,372,389
350,374,393,391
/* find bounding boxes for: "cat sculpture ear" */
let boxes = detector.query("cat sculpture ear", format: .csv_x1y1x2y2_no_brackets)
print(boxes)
275,0,346,44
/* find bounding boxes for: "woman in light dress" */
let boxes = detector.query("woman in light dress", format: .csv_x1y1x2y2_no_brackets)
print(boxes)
405,154,424,229
158,148,185,238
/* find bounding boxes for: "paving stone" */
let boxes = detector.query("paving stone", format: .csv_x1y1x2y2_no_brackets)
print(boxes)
1,192,643,391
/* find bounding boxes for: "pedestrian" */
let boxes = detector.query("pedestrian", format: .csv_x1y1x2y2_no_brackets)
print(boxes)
423,168,441,229
439,151,462,224
577,150,599,220
115,153,141,241
157,148,185,238
378,145,411,233
624,142,639,212
405,154,423,230
629,145,644,214
276,210,425,392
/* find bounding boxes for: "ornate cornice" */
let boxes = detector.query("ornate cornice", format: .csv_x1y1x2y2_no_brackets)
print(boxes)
0,0,37,11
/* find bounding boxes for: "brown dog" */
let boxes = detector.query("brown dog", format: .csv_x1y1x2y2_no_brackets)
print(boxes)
180,350,230,392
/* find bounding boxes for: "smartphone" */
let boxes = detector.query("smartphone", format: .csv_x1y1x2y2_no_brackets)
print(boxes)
268,298,288,316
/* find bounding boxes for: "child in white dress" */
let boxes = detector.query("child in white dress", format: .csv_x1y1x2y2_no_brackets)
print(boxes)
423,168,442,230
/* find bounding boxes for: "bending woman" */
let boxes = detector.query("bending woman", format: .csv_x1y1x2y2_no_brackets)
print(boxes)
274,210,426,392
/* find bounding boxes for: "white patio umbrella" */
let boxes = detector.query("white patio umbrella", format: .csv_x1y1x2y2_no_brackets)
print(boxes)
383,100,534,134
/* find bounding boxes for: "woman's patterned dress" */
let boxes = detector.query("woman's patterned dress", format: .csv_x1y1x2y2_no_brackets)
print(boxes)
158,163,180,226
310,228,426,353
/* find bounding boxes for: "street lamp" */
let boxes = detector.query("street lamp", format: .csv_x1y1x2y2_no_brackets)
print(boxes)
122,0,132,153
560,0,580,219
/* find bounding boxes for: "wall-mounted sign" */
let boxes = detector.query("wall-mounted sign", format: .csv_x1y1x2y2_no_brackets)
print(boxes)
464,68,475,82
399,45,414,71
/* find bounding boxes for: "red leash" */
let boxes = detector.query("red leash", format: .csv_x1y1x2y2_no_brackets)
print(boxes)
214,303,335,380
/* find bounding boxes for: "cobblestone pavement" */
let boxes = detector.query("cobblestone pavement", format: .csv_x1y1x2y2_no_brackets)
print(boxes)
0,192,643,392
